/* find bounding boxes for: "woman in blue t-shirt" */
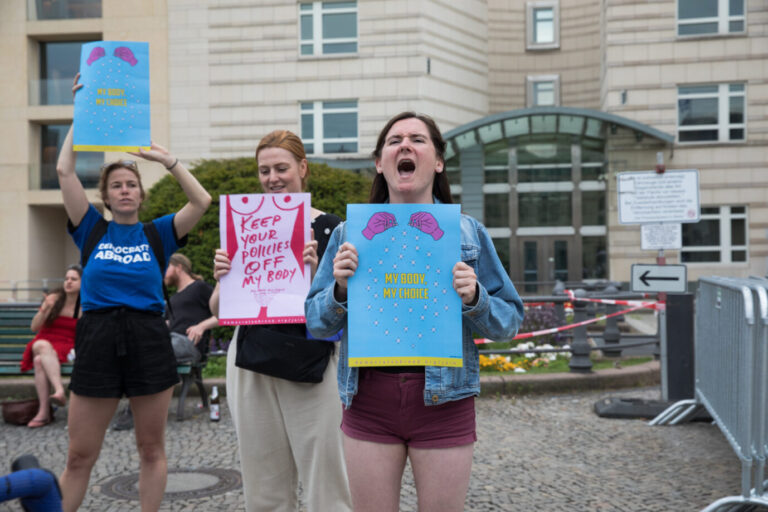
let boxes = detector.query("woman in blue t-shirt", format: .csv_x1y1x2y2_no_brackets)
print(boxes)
55,75,211,512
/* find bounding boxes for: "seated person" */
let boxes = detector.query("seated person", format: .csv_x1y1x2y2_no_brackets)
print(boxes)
20,265,82,428
165,253,218,362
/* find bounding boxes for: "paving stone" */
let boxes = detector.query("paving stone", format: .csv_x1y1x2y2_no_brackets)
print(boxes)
0,386,744,511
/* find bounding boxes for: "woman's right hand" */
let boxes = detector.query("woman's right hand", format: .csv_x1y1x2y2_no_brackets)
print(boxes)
213,249,232,282
332,242,358,301
40,293,57,314
72,73,83,97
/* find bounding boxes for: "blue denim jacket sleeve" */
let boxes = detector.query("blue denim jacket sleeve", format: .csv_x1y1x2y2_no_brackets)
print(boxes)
460,218,524,341
305,222,348,339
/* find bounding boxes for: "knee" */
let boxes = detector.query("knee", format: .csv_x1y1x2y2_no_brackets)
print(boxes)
136,440,166,465
33,354,44,369
65,447,99,474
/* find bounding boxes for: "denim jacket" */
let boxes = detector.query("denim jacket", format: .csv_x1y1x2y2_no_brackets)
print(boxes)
305,213,524,407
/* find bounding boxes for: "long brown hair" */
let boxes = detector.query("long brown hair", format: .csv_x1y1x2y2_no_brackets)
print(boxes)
369,112,453,204
48,264,82,324
255,130,309,190
44,288,67,326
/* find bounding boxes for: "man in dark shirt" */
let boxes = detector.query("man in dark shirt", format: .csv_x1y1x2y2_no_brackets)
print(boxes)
165,253,218,361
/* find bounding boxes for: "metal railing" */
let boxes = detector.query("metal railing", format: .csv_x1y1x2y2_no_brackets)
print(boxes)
480,289,660,373
650,276,768,510
0,280,63,303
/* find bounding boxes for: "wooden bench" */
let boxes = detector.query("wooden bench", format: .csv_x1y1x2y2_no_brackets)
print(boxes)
0,303,206,420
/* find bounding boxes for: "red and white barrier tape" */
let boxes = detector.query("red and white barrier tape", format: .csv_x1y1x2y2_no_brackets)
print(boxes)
474,300,659,344
563,289,655,307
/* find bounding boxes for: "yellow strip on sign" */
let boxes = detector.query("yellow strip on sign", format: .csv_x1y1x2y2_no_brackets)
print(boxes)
73,145,151,152
348,357,463,368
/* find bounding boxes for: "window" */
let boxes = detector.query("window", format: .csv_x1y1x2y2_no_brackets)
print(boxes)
28,0,101,21
39,124,102,190
678,84,745,143
527,75,560,107
35,41,89,106
300,1,357,56
526,1,559,50
300,100,358,154
677,0,745,37
681,206,747,263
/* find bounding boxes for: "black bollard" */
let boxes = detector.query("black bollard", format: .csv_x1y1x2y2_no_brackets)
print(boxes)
568,289,593,373
601,283,621,358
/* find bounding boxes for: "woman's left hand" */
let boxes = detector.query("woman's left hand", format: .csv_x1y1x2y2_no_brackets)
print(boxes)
129,142,176,170
452,262,478,306
303,233,319,279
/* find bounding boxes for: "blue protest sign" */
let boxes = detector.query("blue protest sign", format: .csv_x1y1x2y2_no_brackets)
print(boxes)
73,41,150,152
347,203,462,367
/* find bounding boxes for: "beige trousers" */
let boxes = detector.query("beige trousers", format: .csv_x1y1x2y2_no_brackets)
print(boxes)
226,328,352,512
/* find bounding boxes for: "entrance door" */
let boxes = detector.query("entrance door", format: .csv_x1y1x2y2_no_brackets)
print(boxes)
517,237,575,294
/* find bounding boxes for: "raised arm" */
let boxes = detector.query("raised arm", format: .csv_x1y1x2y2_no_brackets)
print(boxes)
131,144,211,238
56,76,90,226
30,293,57,333
56,125,90,226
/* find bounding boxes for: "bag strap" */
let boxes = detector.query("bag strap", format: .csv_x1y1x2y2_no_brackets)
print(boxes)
142,221,173,318
74,217,173,316
75,217,109,316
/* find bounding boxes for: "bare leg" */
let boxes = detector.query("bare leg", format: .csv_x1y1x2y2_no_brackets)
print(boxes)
343,434,407,512
36,341,66,404
409,443,474,512
28,340,65,424
29,355,51,424
131,387,173,512
60,393,120,512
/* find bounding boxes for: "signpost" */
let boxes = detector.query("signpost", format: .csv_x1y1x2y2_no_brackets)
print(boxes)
630,264,687,293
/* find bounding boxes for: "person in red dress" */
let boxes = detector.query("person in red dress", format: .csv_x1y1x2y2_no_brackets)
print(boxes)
20,265,82,427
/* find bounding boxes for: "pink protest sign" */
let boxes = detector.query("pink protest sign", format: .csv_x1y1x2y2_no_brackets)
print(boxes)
218,193,311,325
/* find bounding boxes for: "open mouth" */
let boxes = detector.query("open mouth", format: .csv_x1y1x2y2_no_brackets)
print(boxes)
397,159,415,173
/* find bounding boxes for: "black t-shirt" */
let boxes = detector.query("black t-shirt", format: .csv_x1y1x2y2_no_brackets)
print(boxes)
168,279,215,352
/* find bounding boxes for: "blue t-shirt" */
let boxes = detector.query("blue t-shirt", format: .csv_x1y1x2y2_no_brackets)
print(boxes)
69,204,185,312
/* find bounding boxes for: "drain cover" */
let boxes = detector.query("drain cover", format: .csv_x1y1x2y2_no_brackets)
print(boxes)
101,467,241,501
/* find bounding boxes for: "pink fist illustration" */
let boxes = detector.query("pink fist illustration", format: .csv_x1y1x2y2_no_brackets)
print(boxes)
408,212,444,241
114,46,138,66
86,46,106,66
362,212,397,240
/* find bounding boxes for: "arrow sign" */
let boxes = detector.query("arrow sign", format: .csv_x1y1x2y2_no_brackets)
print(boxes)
631,264,687,293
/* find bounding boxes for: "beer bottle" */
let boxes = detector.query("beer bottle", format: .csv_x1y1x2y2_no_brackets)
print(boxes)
209,385,221,422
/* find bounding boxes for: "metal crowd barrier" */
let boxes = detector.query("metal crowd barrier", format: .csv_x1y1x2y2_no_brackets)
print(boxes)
650,276,768,510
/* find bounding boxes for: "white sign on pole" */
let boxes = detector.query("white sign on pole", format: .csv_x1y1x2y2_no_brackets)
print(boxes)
630,264,687,293
617,169,700,225
641,223,682,251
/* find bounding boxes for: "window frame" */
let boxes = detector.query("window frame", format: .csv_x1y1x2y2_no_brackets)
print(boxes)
300,100,359,155
676,0,746,38
681,205,748,264
299,1,358,57
526,75,561,107
677,83,746,144
526,1,560,50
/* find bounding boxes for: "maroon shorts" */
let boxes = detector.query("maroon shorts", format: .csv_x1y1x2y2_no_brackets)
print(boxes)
341,369,477,449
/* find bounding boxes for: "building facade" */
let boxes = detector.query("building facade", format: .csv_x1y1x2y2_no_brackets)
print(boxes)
1,0,766,298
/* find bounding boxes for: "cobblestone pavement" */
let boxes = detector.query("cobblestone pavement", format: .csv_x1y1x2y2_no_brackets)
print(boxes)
0,386,741,511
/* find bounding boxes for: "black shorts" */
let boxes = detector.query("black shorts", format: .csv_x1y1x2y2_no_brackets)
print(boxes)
69,308,179,398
